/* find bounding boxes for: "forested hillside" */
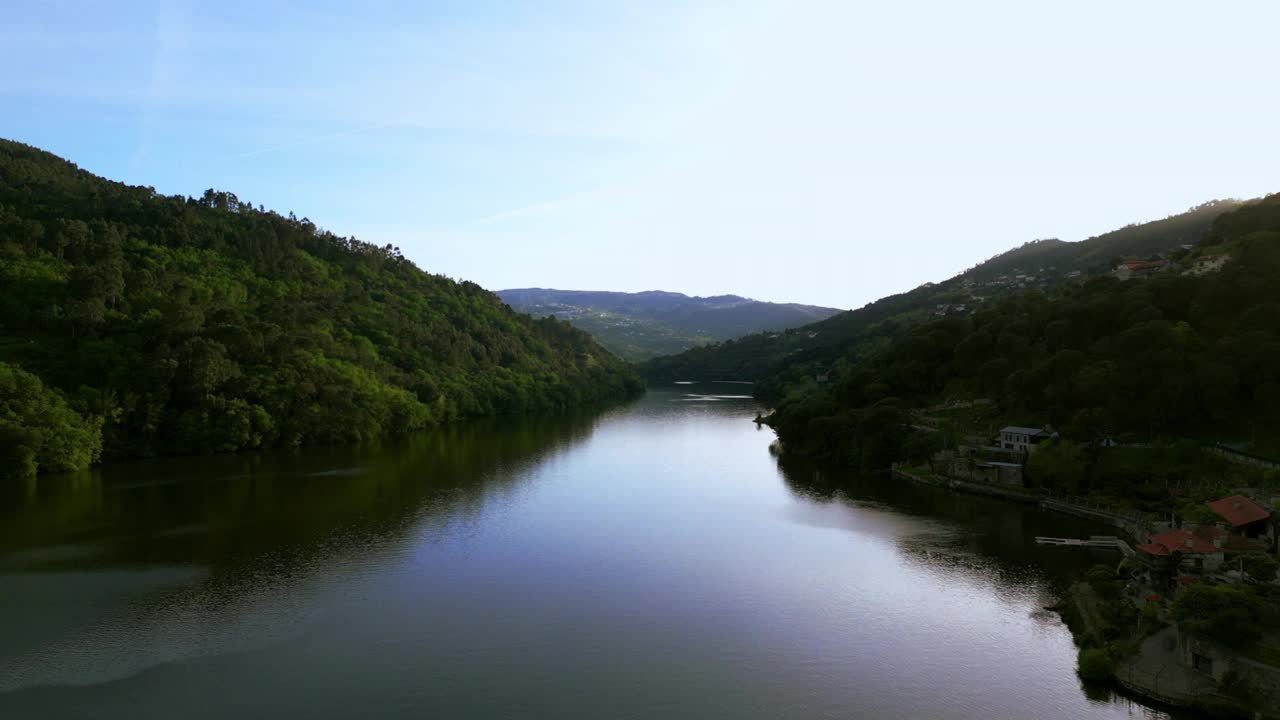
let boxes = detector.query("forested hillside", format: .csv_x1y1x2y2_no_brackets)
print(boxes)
764,195,1280,470
639,200,1242,392
959,200,1237,283
0,139,642,478
498,288,841,361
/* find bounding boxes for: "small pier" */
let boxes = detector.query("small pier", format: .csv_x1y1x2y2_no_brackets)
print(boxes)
1035,535,1134,557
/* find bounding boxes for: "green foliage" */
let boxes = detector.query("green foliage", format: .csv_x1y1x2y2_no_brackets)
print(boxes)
742,194,1280,471
1026,441,1091,494
0,361,102,478
1077,647,1115,682
1264,468,1280,487
1172,584,1266,647
0,139,641,472
1180,501,1221,525
766,396,910,471
902,431,944,465
1240,554,1279,584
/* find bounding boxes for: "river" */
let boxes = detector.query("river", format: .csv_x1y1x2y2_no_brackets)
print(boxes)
0,382,1182,719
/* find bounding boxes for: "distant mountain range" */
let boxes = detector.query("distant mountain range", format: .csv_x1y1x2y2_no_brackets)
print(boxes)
497,289,843,361
639,197,1250,388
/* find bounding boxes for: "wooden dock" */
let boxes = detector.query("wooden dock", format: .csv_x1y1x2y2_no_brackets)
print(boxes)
1035,535,1134,557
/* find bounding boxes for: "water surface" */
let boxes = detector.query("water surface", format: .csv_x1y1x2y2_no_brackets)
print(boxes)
0,384,1177,719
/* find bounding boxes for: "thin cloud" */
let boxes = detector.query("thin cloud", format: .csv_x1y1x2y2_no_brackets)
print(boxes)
225,121,402,160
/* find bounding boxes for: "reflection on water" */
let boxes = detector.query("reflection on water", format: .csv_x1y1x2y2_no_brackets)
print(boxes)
0,384,1183,719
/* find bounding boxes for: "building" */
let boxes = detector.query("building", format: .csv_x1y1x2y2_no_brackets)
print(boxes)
1184,253,1233,276
974,460,1024,487
1205,494,1272,541
996,426,1053,454
1113,259,1171,281
1136,526,1228,573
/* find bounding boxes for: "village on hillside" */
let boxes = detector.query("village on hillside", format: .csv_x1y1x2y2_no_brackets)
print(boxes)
895,412,1280,713
924,242,1238,320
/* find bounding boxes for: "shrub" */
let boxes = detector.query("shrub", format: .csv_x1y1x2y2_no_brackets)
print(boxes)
1077,647,1115,682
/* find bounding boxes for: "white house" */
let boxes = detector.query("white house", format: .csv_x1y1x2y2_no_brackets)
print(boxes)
997,426,1054,454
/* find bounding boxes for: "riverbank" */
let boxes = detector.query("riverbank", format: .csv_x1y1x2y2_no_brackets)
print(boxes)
1060,581,1280,719
889,465,1148,537
890,465,1280,718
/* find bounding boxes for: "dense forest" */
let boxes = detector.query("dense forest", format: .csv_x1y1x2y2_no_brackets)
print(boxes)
761,195,1280,471
497,288,841,361
638,201,1238,391
0,139,642,479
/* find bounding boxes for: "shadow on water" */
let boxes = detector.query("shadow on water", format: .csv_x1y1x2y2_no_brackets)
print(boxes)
0,412,604,575
0,411,616,698
772,453,1130,586
772,453,1196,720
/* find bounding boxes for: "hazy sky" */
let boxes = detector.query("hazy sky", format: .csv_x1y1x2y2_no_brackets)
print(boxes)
3,1,1277,309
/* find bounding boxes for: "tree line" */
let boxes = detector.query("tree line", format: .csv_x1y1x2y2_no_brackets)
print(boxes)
0,139,641,479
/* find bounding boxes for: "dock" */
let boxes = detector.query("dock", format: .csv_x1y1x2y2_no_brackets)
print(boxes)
1035,535,1134,557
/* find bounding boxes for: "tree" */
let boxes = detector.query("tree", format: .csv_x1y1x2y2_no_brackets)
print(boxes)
1077,648,1114,682
1240,554,1279,583
0,362,102,478
1172,584,1263,647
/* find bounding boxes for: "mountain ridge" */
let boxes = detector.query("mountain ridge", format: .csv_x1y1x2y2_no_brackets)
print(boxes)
638,197,1252,389
498,288,843,362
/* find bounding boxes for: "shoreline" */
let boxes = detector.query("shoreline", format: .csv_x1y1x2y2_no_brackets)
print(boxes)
888,465,1278,719
889,465,1148,536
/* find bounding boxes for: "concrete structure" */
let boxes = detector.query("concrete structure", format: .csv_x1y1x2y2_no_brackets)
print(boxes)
1178,629,1280,711
974,460,1024,487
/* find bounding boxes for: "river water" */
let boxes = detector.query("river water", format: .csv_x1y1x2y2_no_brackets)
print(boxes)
0,383,1181,719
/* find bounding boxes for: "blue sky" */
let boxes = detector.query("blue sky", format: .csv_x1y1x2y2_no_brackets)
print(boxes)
3,1,1277,309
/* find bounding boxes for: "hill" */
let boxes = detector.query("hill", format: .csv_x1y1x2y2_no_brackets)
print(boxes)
0,139,642,479
497,288,842,361
639,199,1245,393
959,199,1237,283
764,193,1280,475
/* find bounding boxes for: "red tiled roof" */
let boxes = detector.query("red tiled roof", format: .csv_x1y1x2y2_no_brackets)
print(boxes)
1176,575,1199,586
1137,543,1171,556
1119,259,1169,270
1206,495,1271,527
1144,594,1162,603
1145,526,1227,554
1194,254,1229,263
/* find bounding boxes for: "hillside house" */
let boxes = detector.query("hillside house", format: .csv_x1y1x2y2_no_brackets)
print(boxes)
1185,253,1233,276
1113,259,1171,281
1205,494,1272,541
996,426,1053,454
1137,527,1228,573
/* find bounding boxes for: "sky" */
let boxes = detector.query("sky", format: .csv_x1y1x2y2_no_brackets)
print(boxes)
2,0,1277,309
